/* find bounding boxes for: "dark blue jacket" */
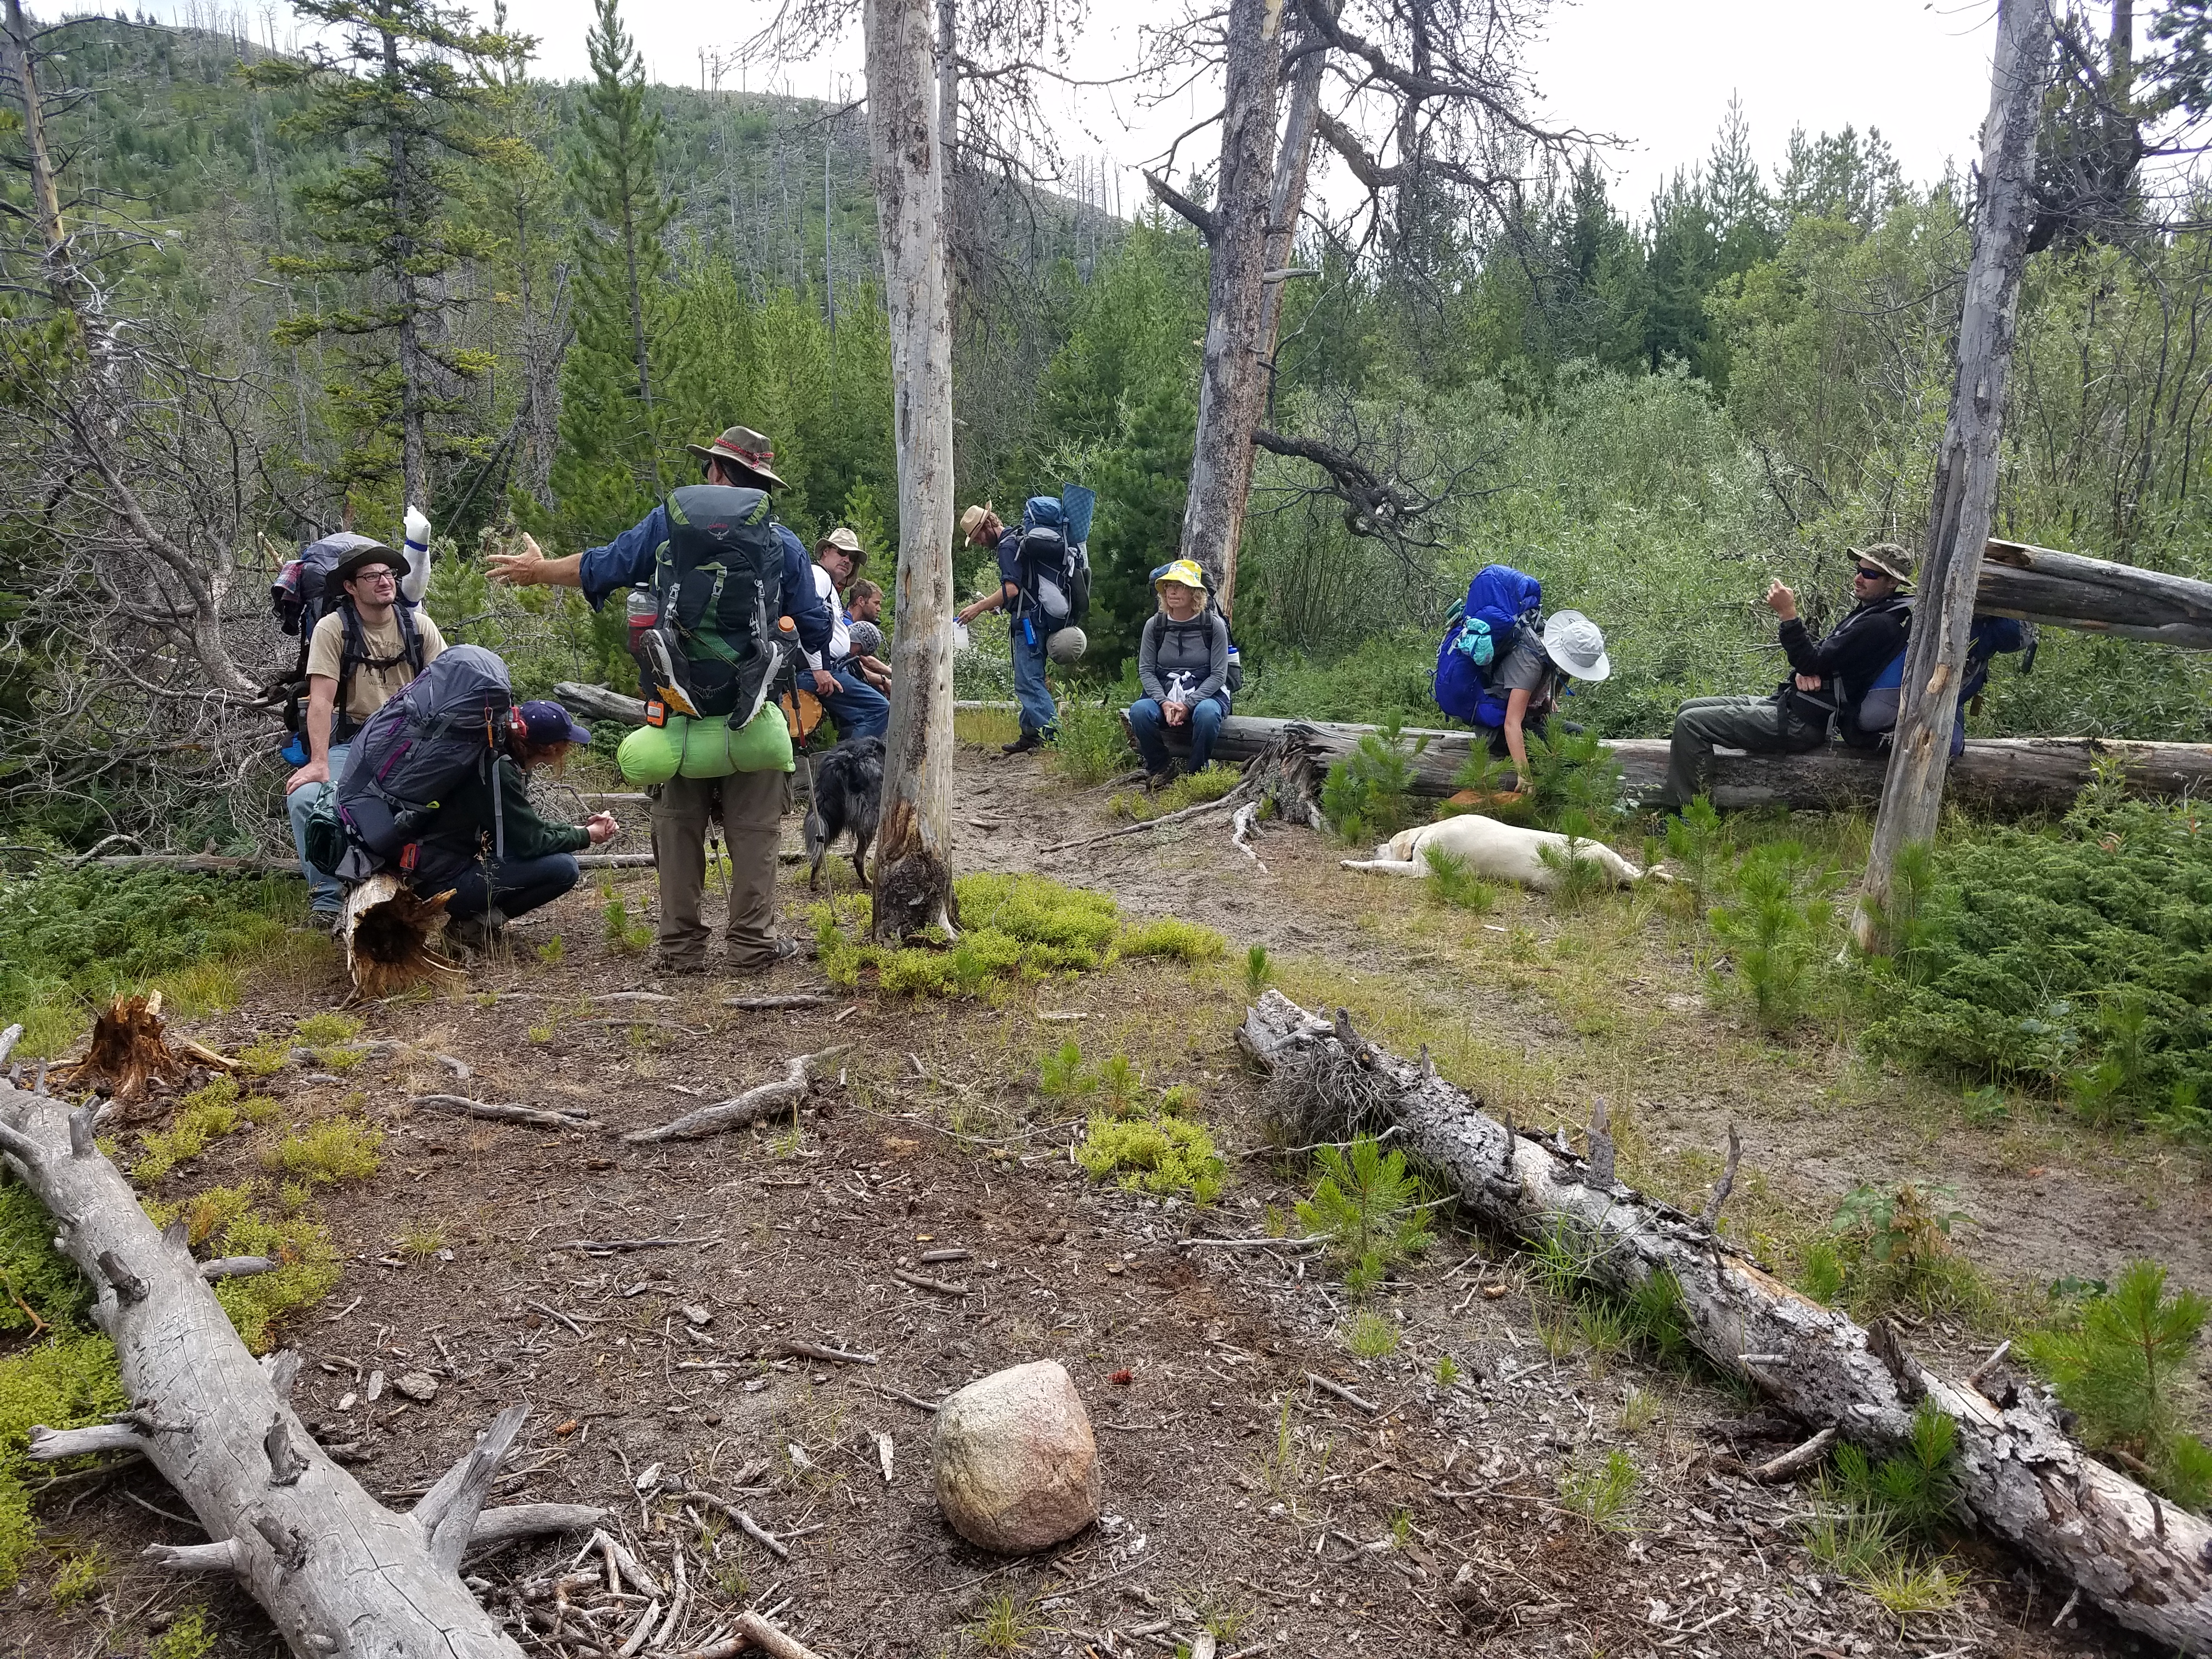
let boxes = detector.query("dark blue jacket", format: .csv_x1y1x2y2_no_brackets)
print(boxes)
578,504,832,657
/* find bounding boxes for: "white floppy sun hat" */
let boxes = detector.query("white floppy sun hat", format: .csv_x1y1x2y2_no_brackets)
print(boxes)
1542,610,1611,682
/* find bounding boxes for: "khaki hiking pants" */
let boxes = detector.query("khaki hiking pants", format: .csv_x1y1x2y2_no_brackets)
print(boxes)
1656,696,1826,810
650,769,791,970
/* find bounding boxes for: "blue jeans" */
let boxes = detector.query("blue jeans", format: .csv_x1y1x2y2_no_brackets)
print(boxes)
1011,616,1057,737
430,851,581,924
1127,694,1228,774
286,741,349,914
818,663,889,740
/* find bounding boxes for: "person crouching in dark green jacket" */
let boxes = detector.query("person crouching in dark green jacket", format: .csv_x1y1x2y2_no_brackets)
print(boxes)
409,699,620,949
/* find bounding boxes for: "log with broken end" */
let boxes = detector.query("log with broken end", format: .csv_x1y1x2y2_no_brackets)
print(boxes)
623,1048,850,1144
1237,990,2212,1656
412,1093,600,1131
2,1077,602,1656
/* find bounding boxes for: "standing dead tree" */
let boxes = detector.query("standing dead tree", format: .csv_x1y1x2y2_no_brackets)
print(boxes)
1,1073,603,1653
1143,0,1584,611
1857,0,2056,950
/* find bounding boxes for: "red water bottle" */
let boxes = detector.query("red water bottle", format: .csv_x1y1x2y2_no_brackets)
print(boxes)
627,589,658,654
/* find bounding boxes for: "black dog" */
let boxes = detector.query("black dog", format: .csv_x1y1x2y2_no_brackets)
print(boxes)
802,735,885,890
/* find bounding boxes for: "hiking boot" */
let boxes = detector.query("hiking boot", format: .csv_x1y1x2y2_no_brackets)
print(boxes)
1144,768,1177,790
447,915,505,954
729,936,802,977
312,909,345,941
1002,731,1044,756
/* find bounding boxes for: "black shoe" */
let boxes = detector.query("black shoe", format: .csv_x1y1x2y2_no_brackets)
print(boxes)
1002,732,1044,756
448,915,504,953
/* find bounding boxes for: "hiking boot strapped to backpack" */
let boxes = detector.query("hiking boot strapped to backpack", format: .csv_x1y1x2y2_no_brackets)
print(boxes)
631,484,788,726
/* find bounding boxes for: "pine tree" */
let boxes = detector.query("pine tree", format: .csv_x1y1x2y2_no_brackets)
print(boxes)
253,0,518,518
551,0,674,539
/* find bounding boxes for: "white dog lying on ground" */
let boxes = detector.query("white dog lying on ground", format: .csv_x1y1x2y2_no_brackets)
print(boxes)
1341,812,1654,891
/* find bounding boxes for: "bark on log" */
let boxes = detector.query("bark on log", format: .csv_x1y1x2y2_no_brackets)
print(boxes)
1171,716,2212,813
1979,539,2212,649
622,1048,849,1144
345,872,465,999
1237,991,2212,1656
1,1080,602,1655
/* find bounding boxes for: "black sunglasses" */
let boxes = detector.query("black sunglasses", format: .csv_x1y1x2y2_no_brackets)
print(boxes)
1854,566,1890,580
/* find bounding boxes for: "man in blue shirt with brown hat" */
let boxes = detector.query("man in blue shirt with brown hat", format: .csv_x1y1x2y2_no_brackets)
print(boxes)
488,424,830,975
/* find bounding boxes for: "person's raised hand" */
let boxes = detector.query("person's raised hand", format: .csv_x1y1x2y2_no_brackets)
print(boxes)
284,758,329,795
487,532,548,586
1764,579,1798,621
585,812,619,845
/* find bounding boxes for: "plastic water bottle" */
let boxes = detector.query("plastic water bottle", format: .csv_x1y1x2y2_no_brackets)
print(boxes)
627,589,658,655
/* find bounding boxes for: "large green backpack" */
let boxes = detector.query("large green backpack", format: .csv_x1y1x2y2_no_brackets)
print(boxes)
634,484,787,722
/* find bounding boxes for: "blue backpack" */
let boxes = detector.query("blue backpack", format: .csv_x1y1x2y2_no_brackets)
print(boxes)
1850,616,2029,755
1018,492,1092,626
1434,565,1542,727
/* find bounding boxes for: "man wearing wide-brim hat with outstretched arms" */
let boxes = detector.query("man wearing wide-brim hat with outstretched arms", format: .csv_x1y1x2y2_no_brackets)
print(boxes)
487,425,832,976
1650,543,1915,812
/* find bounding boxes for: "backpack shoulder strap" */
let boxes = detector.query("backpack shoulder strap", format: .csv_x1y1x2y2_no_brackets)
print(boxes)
396,601,424,672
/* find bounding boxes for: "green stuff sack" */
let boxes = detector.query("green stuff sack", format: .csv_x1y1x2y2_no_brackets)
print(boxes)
715,704,795,776
617,717,686,785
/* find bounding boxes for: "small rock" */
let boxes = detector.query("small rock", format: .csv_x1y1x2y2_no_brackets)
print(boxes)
683,1303,712,1327
365,1369,386,1403
336,1392,358,1412
393,1370,439,1403
933,1359,1101,1553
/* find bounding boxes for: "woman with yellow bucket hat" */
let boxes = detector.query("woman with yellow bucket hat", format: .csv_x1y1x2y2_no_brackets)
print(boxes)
1122,559,1233,786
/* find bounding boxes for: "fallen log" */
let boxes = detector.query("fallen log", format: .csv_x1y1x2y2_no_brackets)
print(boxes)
1237,990,2212,1656
1173,716,2212,812
411,1094,600,1131
344,872,465,998
1978,538,2212,649
0,1077,603,1655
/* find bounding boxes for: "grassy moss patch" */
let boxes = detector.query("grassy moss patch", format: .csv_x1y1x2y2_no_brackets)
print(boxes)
816,873,1133,997
1077,1114,1227,1202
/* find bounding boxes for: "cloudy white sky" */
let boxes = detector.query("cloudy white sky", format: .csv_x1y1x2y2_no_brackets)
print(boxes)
182,0,2010,211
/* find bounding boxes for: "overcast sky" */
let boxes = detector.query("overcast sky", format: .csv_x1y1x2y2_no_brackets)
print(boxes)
185,0,2009,212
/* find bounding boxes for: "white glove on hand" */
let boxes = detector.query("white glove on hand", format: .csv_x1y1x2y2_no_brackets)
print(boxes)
401,505,432,602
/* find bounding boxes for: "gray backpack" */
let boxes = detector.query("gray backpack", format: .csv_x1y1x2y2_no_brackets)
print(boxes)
328,645,515,879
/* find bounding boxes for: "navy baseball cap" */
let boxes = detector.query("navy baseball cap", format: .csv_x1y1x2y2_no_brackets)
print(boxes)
517,699,591,747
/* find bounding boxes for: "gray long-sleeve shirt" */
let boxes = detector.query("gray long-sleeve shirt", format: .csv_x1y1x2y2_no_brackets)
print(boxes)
1139,607,1229,704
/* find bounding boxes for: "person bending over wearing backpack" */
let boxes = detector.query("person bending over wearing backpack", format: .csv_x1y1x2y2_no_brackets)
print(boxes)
283,540,445,931
1486,610,1610,781
956,501,1056,754
1650,544,1914,811
406,701,619,951
806,529,890,737
487,424,832,976
1123,560,1231,785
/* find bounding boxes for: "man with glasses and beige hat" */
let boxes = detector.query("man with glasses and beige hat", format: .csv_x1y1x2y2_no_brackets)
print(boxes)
1650,543,1916,812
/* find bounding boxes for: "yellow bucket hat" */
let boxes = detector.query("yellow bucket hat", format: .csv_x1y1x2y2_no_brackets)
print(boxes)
1154,558,1208,591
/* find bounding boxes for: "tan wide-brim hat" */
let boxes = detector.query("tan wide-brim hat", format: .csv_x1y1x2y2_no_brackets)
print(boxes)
685,425,788,489
958,503,996,542
819,526,865,563
1850,543,1917,585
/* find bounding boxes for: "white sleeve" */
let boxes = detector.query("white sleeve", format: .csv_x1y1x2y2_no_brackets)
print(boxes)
805,566,849,669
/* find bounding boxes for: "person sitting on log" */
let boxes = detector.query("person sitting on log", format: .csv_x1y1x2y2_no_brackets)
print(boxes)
1650,544,1914,812
406,700,619,951
1122,559,1232,787
844,577,891,692
806,528,891,737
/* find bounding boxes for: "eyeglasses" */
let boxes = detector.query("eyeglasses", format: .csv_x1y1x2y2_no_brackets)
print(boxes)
354,569,399,585
1854,567,1889,581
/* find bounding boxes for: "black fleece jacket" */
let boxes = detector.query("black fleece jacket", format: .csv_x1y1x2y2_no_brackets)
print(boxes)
1774,594,1910,725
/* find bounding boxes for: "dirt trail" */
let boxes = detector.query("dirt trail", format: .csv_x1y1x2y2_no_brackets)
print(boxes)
10,737,2191,1657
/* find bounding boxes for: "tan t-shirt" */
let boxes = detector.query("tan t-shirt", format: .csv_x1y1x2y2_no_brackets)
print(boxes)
305,605,447,725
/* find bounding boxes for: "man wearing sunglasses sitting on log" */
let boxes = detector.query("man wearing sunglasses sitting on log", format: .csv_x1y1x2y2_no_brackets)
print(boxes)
1650,544,1915,812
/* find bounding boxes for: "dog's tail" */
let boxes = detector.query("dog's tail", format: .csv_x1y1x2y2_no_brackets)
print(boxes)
802,797,827,862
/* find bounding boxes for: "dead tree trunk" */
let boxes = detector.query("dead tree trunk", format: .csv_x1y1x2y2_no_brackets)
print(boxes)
864,0,961,942
1858,0,2056,949
1978,537,2212,647
1252,0,1332,428
1,0,77,316
1238,992,2212,1656
0,1077,601,1655
1166,0,1283,612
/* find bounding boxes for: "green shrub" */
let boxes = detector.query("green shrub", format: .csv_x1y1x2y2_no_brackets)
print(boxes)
1110,763,1242,819
1520,727,1624,827
1421,846,1498,913
1049,700,1137,785
264,1116,383,1186
602,893,653,954
1558,1447,1638,1531
1118,916,1226,962
2019,1260,2211,1511
1862,797,2212,1124
149,1608,217,1659
1707,839,1841,1030
0,1184,92,1335
234,1035,291,1078
1077,1114,1226,1202
1037,1040,1096,1103
0,868,296,1058
1825,1182,1988,1321
131,1077,275,1183
292,1012,362,1047
0,1335,127,1586
816,874,1126,997
1295,1137,1434,1298
49,1544,104,1607
1320,719,1427,844
1243,944,1273,997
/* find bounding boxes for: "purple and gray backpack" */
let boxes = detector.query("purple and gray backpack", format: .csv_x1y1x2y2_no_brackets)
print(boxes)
327,645,514,879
